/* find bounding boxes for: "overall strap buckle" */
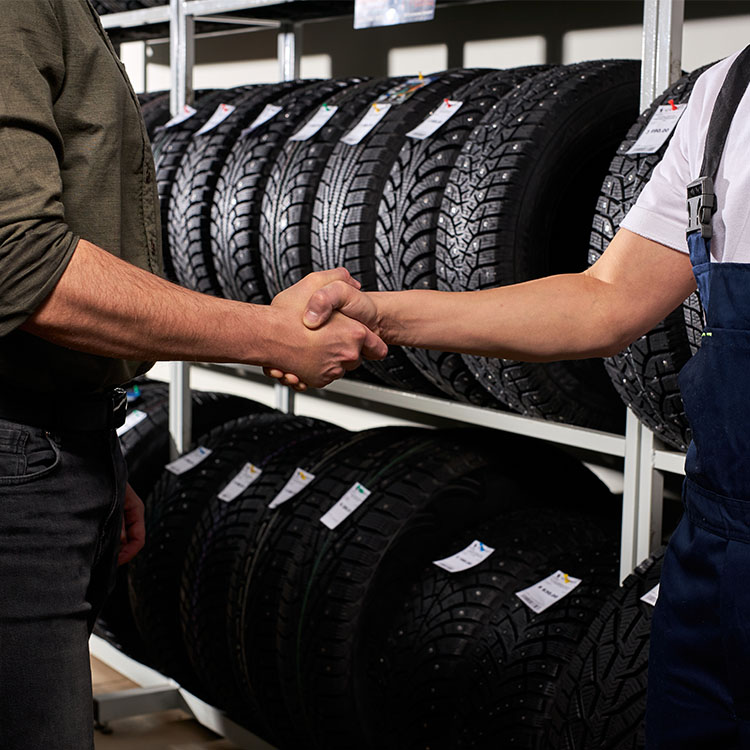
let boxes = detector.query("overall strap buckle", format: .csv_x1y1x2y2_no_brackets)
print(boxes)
686,176,716,239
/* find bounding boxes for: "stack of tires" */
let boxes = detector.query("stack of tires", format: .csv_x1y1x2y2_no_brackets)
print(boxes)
118,408,630,749
147,62,655,432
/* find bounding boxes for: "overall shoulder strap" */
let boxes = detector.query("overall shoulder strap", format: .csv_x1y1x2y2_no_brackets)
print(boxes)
688,46,750,240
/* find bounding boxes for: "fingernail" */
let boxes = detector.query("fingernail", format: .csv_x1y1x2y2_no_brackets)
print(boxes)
304,310,319,324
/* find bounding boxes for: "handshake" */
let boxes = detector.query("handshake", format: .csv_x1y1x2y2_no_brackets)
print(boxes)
264,267,388,391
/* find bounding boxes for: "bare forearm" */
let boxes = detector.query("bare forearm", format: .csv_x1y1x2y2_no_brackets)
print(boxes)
22,239,285,366
371,231,697,361
372,274,631,361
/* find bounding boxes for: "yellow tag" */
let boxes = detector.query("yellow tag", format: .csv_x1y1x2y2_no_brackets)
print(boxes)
418,71,424,81
564,573,570,584
373,103,380,113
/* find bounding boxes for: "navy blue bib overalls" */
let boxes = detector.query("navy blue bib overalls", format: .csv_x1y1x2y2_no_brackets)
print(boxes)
646,47,750,748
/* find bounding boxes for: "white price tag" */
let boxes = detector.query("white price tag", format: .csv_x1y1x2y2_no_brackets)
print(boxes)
240,104,283,137
640,583,660,607
407,99,463,140
218,462,263,502
195,103,236,136
516,570,582,614
340,104,392,145
165,445,213,475
320,482,371,529
289,105,339,141
433,539,494,573
161,104,197,129
626,103,687,155
116,409,148,437
269,467,316,509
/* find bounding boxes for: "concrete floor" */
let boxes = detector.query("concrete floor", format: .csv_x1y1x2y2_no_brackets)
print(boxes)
92,657,241,749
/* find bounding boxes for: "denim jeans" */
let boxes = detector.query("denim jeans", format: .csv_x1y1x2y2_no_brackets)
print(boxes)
0,418,125,749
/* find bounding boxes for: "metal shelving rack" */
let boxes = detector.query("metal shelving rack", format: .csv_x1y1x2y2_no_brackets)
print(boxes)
92,1,689,746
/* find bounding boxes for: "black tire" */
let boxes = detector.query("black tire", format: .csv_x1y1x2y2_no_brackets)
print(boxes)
211,79,355,303
545,550,664,750
375,67,546,405
140,93,171,140
260,77,401,299
590,67,713,450
366,509,617,750
263,428,614,749
128,412,304,689
169,81,306,295
94,382,270,663
179,420,346,722
437,61,640,430
152,87,253,282
311,69,484,393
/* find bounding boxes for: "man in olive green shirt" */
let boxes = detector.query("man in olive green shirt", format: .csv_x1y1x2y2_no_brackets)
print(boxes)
0,2,384,748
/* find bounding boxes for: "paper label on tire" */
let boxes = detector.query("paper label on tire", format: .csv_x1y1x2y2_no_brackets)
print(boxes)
116,409,148,437
626,103,687,154
433,539,494,573
320,482,371,529
195,103,236,136
165,445,213,475
515,570,582,613
340,104,392,145
407,99,463,140
268,467,316,508
240,104,283,138
161,105,197,129
289,106,339,141
218,463,263,502
376,76,434,105
640,583,660,607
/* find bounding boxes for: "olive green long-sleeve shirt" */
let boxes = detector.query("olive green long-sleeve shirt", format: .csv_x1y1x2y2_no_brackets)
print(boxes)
0,0,161,393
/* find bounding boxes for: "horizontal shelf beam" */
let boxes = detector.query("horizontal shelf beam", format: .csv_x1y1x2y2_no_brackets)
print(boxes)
101,5,171,28
209,364,627,457
653,448,686,475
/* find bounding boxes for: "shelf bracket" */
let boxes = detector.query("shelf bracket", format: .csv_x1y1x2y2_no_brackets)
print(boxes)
170,0,195,114
277,22,301,81
641,0,685,109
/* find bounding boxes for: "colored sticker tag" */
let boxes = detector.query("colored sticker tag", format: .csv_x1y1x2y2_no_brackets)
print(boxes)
319,482,371,529
195,103,237,136
240,104,283,137
289,105,339,141
433,539,495,573
340,104,392,145
218,462,263,502
116,409,148,437
161,104,197,129
406,99,463,140
165,445,213,475
515,570,582,614
268,467,316,508
376,76,434,105
626,103,687,155
640,583,660,607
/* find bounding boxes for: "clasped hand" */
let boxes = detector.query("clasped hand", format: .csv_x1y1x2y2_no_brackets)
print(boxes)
266,268,384,390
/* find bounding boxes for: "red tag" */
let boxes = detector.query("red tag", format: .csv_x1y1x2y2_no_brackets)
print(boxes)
444,98,451,107
668,98,677,111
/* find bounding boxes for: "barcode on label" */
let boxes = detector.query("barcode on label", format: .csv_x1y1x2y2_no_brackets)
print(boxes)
516,570,582,614
407,99,463,140
640,583,660,607
195,103,236,136
433,539,494,573
218,462,263,502
319,482,371,529
268,467,316,508
289,106,338,141
116,409,148,437
626,103,686,155
340,104,391,145
165,445,213,475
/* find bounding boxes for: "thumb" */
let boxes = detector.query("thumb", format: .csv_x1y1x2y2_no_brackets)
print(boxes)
304,281,375,330
361,327,388,361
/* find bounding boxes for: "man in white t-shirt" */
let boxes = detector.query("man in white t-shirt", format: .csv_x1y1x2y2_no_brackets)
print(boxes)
283,48,750,747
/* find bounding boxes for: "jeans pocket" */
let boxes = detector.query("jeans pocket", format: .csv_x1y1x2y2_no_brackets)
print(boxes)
0,421,61,486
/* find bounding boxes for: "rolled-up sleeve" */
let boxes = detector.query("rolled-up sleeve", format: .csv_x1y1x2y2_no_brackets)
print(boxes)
0,0,79,337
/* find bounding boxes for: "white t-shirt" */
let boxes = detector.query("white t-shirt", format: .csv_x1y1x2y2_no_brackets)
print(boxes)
621,49,750,263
